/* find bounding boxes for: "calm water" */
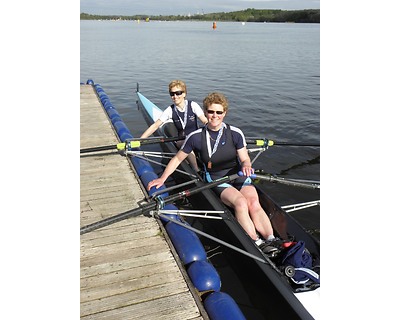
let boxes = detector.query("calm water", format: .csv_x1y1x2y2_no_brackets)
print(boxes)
80,20,320,234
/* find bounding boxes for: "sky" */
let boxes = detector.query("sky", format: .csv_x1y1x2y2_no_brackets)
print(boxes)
80,0,320,16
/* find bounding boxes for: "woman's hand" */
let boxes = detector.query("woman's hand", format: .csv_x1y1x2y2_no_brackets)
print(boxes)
147,178,165,190
241,165,254,177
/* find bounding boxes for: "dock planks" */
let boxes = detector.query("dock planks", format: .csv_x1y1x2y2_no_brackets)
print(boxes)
80,84,206,320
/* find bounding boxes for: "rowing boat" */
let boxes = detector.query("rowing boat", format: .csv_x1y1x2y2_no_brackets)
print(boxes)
135,89,320,319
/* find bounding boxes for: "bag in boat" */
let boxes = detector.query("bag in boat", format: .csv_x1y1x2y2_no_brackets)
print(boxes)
281,240,320,285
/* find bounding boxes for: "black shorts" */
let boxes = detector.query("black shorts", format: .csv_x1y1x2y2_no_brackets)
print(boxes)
207,174,254,197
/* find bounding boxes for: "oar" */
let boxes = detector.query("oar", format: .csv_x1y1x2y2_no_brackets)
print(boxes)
156,212,270,265
278,155,320,175
154,212,283,272
246,138,320,148
281,200,320,213
80,173,239,235
239,171,320,189
80,136,185,154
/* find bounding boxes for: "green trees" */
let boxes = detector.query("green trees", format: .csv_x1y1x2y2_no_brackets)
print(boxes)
80,9,320,23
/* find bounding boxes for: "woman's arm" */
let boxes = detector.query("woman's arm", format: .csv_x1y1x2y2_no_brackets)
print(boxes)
199,114,208,125
140,119,163,138
237,147,253,177
191,102,208,125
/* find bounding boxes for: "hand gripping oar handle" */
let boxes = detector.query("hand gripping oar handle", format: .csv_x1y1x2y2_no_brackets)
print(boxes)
80,173,239,235
80,136,186,154
238,171,320,189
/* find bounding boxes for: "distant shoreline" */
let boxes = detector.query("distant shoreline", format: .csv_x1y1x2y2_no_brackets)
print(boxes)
80,8,320,24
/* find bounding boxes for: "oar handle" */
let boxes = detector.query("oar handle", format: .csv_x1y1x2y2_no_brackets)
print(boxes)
238,171,320,189
238,171,256,179
246,139,274,147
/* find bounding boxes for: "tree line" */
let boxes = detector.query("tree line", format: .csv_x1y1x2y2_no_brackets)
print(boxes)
80,8,320,23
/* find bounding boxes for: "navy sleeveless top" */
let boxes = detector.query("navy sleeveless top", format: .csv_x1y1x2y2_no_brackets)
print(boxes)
170,101,198,137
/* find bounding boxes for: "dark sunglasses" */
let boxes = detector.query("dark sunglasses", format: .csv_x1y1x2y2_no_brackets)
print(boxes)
169,90,184,96
206,110,224,115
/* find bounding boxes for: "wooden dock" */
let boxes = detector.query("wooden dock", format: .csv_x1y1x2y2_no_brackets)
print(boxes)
80,84,207,319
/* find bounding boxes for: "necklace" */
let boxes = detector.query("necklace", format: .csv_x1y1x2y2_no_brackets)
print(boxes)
207,129,218,141
176,105,185,112
206,124,225,169
174,103,187,129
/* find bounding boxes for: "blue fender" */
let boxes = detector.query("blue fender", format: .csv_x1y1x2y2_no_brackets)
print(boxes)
113,120,130,138
94,84,103,93
119,132,134,142
111,115,123,125
140,171,168,198
159,204,179,224
204,292,246,320
165,220,207,265
100,96,110,106
132,157,154,176
103,100,114,110
187,260,221,292
107,108,121,121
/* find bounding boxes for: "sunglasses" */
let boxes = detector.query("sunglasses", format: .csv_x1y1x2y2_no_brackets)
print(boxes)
169,91,184,97
206,110,224,115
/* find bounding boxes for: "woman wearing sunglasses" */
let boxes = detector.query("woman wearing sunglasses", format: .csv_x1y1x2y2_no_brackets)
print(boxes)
140,80,208,171
148,92,279,256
